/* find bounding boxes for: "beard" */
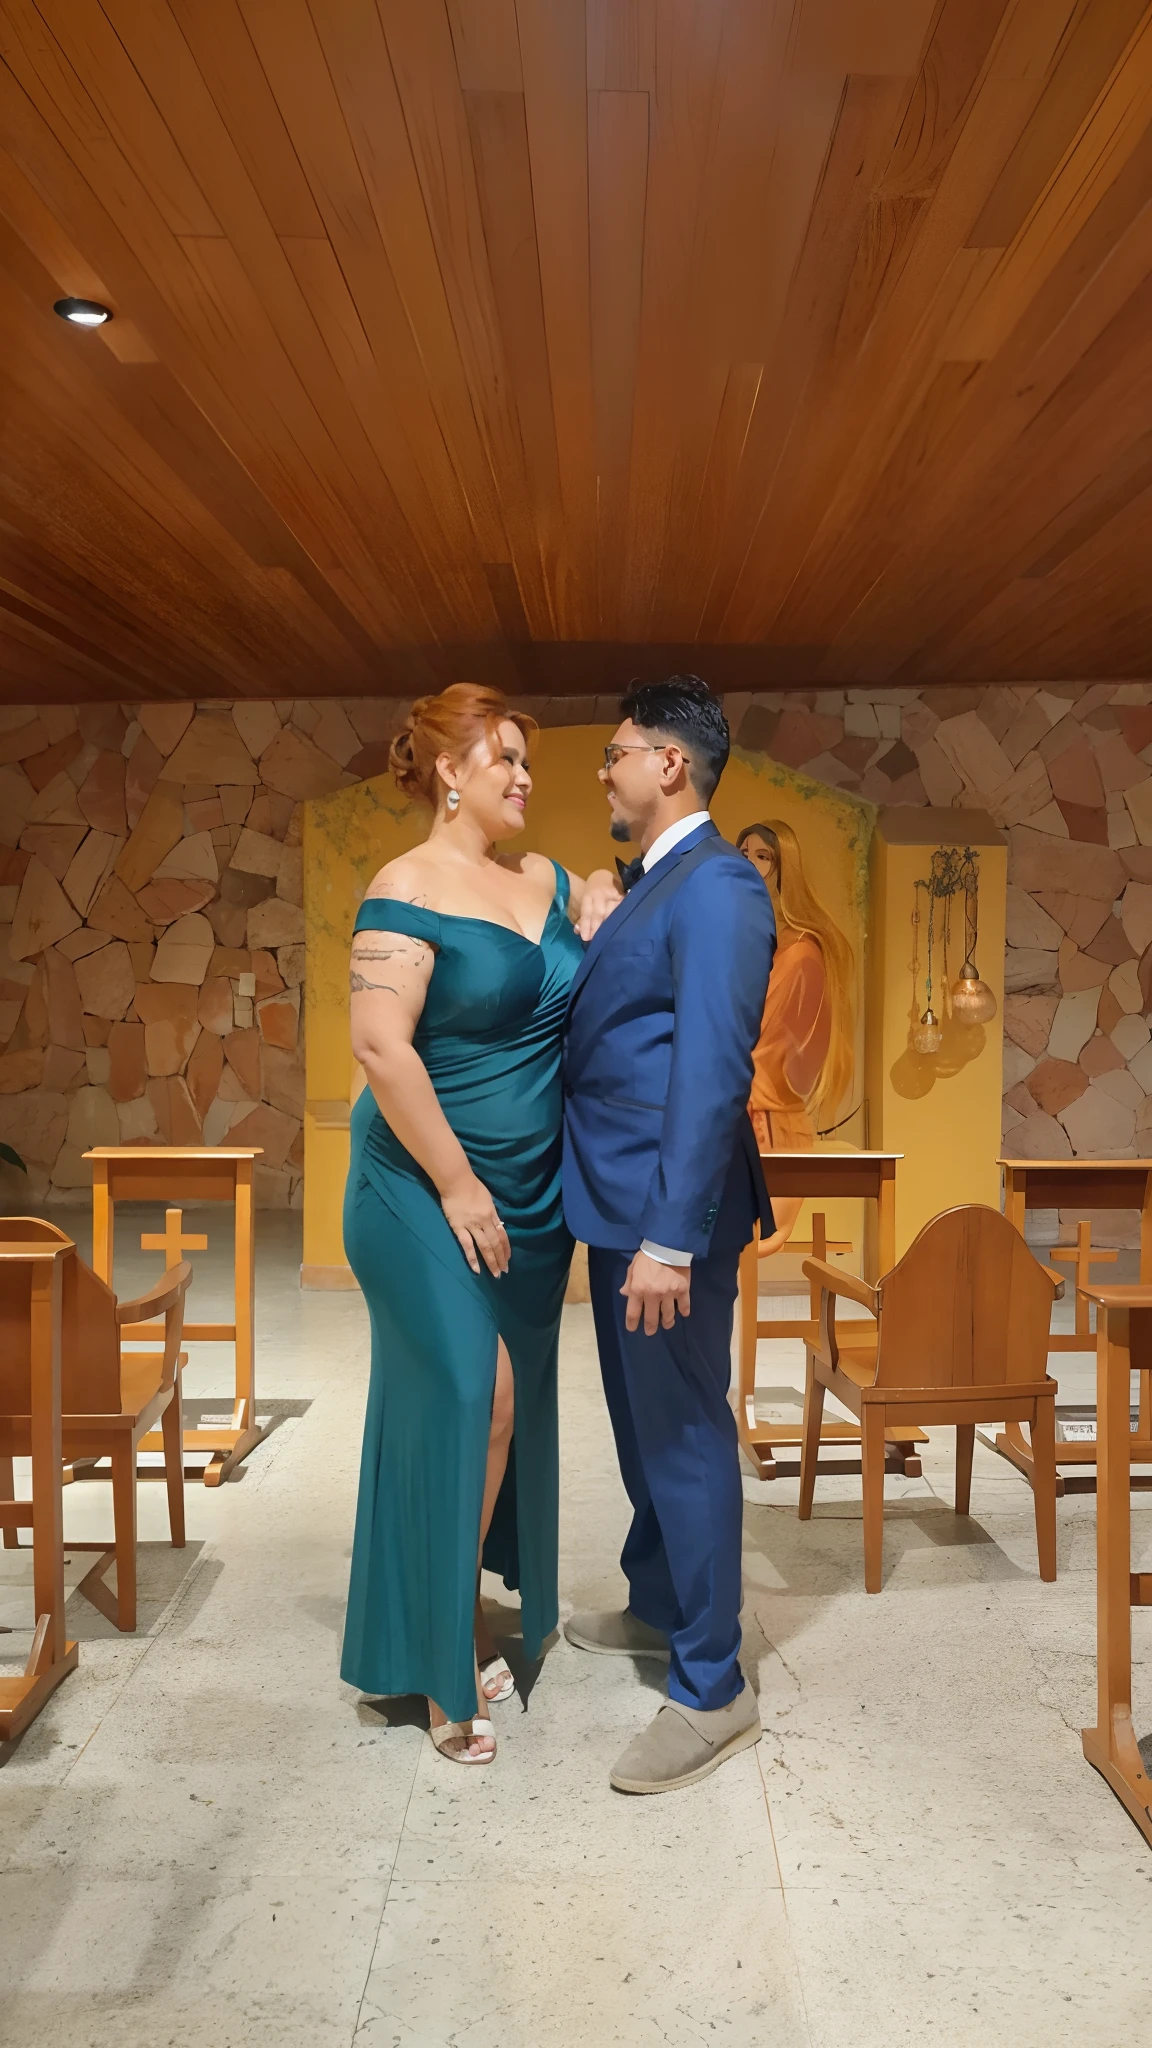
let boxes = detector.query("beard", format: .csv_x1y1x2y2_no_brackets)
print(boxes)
609,816,633,843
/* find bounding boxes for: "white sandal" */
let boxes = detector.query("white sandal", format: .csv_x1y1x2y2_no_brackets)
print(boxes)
479,1652,515,1704
429,1713,496,1765
428,1661,496,1765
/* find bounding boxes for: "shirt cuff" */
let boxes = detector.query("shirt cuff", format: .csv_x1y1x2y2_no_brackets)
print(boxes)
640,1239,694,1267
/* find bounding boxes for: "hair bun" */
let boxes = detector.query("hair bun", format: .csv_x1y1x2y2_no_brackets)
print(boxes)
387,718,423,799
384,684,537,809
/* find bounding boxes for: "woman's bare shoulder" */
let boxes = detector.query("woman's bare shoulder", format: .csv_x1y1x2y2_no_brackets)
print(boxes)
362,852,437,905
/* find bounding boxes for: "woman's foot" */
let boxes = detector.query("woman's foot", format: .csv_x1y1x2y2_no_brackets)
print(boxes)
475,1594,515,1703
478,1653,515,1703
428,1678,496,1764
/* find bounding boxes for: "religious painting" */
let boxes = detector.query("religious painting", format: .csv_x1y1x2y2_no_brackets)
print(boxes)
736,819,856,1255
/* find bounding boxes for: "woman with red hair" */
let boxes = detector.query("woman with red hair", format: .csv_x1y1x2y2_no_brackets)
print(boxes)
341,685,619,1764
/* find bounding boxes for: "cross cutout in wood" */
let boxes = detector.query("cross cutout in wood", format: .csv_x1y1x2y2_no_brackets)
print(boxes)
1050,1220,1119,1341
140,1207,208,1268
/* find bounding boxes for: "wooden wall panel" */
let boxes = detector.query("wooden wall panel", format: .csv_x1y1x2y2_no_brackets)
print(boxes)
0,0,1151,699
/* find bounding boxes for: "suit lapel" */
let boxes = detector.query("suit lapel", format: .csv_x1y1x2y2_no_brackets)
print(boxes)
567,819,718,1010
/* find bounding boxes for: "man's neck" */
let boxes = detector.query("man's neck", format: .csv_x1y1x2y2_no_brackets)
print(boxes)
639,797,708,857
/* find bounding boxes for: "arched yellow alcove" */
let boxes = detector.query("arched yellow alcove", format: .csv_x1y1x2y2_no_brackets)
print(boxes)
299,731,873,1285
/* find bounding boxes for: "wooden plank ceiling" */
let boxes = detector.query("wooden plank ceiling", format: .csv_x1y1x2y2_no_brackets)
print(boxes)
1,0,1152,702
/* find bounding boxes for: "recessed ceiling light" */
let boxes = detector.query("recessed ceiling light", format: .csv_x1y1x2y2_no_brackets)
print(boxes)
53,297,112,327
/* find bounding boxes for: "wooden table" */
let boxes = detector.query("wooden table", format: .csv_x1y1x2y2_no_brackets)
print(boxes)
737,1150,925,1481
0,1236,78,1740
991,1159,1152,1492
1081,1284,1152,1848
84,1147,263,1487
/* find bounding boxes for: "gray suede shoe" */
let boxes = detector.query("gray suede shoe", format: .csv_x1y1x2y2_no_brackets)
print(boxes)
610,1686,762,1794
563,1608,671,1661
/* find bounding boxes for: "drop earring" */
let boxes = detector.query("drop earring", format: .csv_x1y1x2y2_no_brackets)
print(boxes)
446,789,460,812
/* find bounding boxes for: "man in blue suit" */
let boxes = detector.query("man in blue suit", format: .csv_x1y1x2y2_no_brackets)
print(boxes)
562,676,776,1794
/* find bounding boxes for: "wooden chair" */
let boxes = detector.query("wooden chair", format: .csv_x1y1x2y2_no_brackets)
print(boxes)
0,1231,78,1740
799,1204,1062,1593
0,1219,191,1632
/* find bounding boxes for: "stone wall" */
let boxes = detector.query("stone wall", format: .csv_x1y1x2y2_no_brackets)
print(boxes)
0,698,401,1208
3,679,1152,1208
719,681,1152,1178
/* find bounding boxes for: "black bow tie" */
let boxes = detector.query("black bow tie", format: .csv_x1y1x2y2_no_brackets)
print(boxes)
616,855,645,892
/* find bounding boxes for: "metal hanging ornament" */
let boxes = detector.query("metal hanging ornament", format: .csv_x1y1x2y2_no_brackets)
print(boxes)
911,878,943,1054
911,845,996,1053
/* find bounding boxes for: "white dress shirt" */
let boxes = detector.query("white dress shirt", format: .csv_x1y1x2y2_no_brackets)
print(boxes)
636,810,712,1269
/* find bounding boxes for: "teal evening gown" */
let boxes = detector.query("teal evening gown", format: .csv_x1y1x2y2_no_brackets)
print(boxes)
340,861,581,1720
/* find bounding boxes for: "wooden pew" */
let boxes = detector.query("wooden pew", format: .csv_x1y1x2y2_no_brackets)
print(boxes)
0,1219,191,1633
992,1158,1152,1492
0,1231,78,1741
1081,1283,1152,1847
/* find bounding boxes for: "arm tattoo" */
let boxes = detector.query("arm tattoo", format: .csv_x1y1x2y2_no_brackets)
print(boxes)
351,946,431,973
349,933,434,995
349,969,402,996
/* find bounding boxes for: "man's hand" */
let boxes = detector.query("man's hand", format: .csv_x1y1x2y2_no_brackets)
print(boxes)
621,1250,691,1335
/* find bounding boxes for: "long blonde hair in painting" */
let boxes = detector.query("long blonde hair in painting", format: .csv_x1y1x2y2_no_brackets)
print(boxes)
736,818,855,1128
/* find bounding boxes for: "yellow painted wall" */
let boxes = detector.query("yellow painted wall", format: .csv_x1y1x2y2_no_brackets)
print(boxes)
865,809,1007,1261
301,730,874,1281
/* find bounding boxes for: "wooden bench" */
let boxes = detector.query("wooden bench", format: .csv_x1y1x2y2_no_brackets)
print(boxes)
990,1159,1152,1492
1081,1283,1152,1847
0,1218,191,1633
0,1232,77,1741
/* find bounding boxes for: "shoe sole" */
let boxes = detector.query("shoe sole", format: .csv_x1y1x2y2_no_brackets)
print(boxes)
563,1622,671,1662
609,1718,762,1794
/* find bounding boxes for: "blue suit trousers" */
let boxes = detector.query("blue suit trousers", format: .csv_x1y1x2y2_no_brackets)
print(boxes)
588,1244,745,1712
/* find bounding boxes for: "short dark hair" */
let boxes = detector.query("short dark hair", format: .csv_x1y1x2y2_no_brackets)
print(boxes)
619,674,729,802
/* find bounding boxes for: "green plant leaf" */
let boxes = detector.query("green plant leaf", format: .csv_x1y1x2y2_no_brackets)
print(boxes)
0,1142,28,1172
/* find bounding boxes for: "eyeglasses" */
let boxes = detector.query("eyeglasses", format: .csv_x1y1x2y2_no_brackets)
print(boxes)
602,742,691,770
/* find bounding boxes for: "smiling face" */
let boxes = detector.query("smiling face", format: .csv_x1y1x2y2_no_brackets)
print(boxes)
438,717,532,841
599,718,686,844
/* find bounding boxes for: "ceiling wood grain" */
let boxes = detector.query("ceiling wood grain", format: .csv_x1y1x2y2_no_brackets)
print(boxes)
0,0,1151,701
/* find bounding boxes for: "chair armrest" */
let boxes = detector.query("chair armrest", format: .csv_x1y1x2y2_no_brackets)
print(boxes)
801,1259,878,1313
117,1259,192,1325
803,1260,877,1376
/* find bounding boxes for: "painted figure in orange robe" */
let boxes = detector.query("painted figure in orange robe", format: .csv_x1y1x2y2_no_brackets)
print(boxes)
737,820,855,1256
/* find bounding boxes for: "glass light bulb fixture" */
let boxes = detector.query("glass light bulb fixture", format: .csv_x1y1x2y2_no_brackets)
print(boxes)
950,961,997,1025
912,1007,943,1055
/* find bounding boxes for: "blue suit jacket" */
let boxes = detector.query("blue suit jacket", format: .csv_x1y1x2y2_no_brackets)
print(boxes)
562,820,776,1257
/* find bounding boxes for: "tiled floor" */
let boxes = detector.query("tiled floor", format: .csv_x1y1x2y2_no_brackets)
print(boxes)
3,1213,1152,2044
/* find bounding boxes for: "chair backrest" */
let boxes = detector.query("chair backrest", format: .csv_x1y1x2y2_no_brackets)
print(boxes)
874,1205,1056,1389
0,1219,121,1417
